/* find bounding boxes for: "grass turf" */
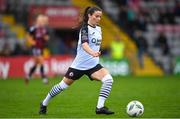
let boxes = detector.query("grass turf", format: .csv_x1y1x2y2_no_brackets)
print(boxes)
0,76,179,118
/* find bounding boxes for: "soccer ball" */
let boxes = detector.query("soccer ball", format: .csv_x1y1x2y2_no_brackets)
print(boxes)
126,100,144,117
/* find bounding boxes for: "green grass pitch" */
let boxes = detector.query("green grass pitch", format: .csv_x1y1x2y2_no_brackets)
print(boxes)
0,76,179,118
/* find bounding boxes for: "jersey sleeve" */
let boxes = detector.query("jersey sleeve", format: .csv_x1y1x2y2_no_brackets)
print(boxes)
81,25,88,44
28,26,35,36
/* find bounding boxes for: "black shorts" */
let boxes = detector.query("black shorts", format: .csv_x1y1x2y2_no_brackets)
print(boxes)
65,64,103,80
31,48,43,56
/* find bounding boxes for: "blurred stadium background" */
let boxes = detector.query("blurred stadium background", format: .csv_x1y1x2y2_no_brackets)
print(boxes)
0,0,180,118
0,0,180,77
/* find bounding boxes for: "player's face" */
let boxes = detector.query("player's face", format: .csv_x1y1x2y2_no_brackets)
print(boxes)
36,16,48,27
43,16,49,26
88,11,102,26
36,16,44,27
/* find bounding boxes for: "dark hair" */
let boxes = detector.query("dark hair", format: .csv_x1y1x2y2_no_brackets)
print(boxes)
73,6,102,29
83,6,102,23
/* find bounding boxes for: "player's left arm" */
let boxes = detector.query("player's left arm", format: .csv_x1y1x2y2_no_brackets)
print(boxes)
44,34,49,41
44,28,50,41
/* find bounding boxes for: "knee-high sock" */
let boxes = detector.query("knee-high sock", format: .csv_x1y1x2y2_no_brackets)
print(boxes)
42,80,69,106
97,74,113,108
29,65,37,78
40,65,46,78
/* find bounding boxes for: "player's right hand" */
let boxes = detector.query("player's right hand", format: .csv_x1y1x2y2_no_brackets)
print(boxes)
92,51,101,57
31,40,36,46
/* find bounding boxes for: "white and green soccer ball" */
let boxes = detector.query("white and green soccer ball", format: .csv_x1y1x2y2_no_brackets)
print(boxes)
126,100,144,117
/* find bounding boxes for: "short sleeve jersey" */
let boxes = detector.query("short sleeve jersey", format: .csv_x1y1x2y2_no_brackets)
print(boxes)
70,24,102,70
28,26,48,49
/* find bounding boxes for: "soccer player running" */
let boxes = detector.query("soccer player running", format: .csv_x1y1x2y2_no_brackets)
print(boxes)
25,14,49,84
39,6,114,115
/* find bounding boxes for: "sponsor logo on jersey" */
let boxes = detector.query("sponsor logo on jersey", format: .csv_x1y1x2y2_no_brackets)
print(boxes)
91,38,101,45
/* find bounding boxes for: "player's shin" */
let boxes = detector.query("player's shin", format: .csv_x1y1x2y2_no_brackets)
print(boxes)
40,65,48,84
42,80,69,106
40,65,45,78
97,74,113,108
29,65,37,78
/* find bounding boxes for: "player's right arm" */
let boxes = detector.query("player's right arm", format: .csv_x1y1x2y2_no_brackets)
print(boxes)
27,33,36,46
81,25,100,57
27,26,36,46
82,42,101,57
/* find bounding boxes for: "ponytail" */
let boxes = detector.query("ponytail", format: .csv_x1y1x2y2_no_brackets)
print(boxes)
83,6,91,24
77,6,102,29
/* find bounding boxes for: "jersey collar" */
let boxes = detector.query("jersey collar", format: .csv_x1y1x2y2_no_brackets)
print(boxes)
88,24,96,28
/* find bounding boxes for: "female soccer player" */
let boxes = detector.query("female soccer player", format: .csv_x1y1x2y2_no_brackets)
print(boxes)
25,14,49,84
39,6,114,115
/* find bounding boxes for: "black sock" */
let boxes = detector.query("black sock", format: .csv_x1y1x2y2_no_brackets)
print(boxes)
40,65,46,78
29,65,37,77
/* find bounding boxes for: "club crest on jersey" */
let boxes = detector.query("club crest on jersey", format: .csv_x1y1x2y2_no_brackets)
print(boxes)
69,72,74,77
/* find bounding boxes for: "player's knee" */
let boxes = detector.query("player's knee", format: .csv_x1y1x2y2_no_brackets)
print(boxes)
101,74,113,84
